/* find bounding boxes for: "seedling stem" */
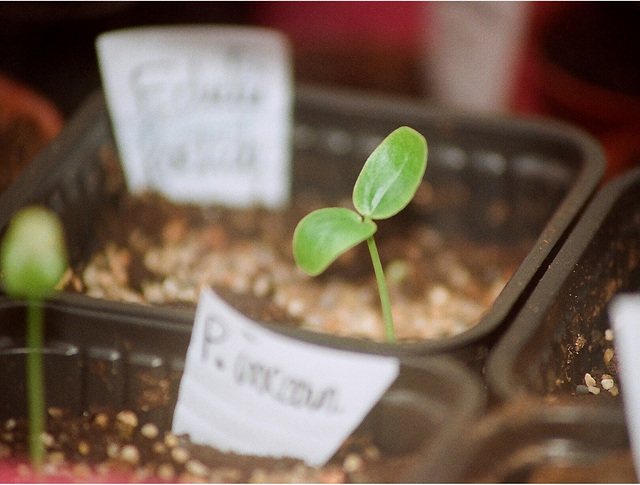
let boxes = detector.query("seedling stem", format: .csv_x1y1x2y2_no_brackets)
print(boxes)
366,235,395,342
26,300,46,465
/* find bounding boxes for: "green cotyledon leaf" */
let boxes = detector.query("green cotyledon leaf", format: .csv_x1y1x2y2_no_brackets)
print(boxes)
353,126,427,220
0,206,68,300
293,207,377,276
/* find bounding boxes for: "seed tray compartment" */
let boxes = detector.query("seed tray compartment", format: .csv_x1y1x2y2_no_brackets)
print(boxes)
0,86,604,364
414,399,633,483
0,297,486,481
487,168,640,401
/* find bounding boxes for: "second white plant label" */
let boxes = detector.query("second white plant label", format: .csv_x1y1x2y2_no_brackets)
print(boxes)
172,287,400,466
96,26,293,208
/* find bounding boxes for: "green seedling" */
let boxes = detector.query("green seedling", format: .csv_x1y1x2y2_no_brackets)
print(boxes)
0,206,68,467
293,126,427,342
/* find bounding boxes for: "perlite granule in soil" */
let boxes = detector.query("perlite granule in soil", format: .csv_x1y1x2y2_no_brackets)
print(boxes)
62,189,531,342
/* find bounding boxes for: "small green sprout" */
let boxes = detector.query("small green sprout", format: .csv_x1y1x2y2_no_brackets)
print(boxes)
0,206,68,467
293,126,428,342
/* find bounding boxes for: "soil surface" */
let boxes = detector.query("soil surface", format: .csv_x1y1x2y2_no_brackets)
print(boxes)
0,406,421,483
63,190,530,342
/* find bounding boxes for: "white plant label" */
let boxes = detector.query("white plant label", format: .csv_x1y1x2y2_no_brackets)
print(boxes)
172,287,400,466
609,294,640,476
96,26,293,208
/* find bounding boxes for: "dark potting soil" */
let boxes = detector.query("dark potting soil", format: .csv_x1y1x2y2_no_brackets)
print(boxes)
63,189,531,342
0,406,422,483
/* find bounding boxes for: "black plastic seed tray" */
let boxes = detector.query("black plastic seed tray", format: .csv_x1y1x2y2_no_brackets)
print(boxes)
0,297,486,480
486,168,640,402
0,86,604,364
413,399,633,483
